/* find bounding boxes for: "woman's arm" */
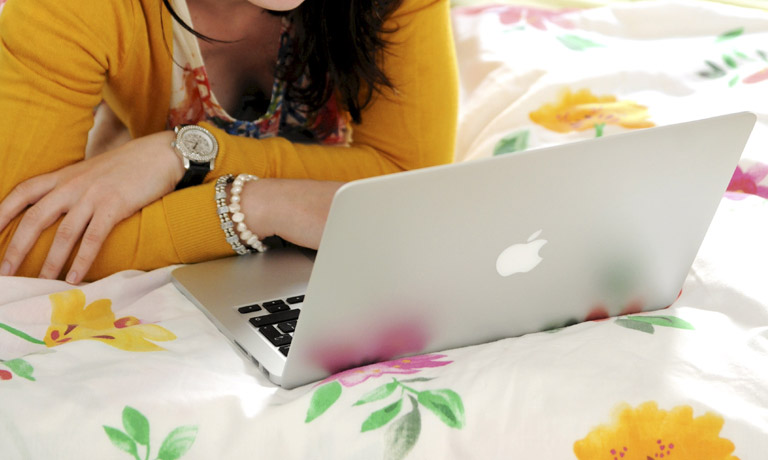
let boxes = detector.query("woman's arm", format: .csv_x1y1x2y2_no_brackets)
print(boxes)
153,0,460,271
237,179,343,251
0,0,457,282
0,132,183,282
0,0,154,282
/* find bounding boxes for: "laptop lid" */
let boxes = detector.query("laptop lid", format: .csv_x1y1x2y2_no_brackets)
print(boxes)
278,112,755,388
172,112,755,389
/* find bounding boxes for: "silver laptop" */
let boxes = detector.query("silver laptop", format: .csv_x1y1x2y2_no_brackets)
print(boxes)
171,112,756,389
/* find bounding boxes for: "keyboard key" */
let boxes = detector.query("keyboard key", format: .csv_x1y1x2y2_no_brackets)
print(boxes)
259,326,292,347
279,345,290,357
237,304,261,314
286,295,305,304
248,309,300,328
277,321,296,334
262,299,286,307
262,299,289,313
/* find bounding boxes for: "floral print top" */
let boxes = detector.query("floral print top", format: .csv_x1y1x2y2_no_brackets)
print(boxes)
167,0,350,145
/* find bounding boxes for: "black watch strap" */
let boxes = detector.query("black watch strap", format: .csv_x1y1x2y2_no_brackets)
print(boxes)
175,161,210,190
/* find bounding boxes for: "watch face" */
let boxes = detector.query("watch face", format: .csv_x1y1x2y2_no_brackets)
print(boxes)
177,125,218,163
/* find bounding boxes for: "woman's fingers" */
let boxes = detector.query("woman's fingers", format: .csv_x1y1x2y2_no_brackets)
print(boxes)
4,180,122,283
1,131,180,280
37,204,94,280
0,175,55,232
64,211,116,284
0,190,74,277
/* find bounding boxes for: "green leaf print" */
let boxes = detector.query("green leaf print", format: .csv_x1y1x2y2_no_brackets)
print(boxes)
625,315,694,330
354,381,399,406
417,389,465,429
2,358,36,381
734,50,750,60
157,426,198,460
557,35,603,51
103,426,140,460
699,60,727,79
361,399,403,432
123,406,150,446
615,315,694,334
398,377,434,384
384,396,421,460
104,407,197,460
493,130,530,156
305,380,342,423
723,54,738,69
716,28,744,42
0,322,45,345
615,318,656,334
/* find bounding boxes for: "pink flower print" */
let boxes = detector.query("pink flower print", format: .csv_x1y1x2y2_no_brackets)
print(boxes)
726,163,768,200
452,5,503,16
453,5,575,30
743,67,768,84
498,7,577,30
323,354,452,388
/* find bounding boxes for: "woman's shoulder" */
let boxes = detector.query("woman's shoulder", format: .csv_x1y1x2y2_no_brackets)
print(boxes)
0,0,167,61
0,0,144,40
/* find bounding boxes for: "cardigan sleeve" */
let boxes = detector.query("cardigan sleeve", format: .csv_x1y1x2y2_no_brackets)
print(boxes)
0,0,183,279
0,0,458,280
0,0,129,185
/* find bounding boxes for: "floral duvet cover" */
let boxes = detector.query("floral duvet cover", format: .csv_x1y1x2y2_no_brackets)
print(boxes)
1,1,768,458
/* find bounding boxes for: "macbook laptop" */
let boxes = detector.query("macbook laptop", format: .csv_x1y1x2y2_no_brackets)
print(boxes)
171,112,756,389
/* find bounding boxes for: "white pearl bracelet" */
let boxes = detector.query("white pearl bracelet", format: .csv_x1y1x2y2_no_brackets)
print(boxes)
215,175,250,256
229,174,268,253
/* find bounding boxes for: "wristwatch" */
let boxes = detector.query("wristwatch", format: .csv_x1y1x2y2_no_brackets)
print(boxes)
172,124,219,190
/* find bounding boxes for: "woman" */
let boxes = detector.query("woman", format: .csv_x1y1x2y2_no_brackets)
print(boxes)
0,0,458,283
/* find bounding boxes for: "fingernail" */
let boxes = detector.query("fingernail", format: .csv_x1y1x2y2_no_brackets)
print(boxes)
0,260,11,276
65,271,78,285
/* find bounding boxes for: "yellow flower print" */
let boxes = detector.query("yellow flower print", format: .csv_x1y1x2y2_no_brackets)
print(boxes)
44,289,176,352
574,401,739,460
530,89,655,137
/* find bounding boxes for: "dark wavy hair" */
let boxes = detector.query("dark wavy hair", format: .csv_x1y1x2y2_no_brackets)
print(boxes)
162,0,403,124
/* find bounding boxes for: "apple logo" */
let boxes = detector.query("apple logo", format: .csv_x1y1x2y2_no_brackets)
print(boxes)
496,229,547,277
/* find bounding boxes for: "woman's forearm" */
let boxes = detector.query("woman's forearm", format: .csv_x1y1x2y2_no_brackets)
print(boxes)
236,178,343,251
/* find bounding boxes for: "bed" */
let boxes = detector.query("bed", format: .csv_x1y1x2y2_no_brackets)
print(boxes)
1,0,767,458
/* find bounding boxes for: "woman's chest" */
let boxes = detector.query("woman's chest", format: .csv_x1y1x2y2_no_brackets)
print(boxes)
194,9,284,118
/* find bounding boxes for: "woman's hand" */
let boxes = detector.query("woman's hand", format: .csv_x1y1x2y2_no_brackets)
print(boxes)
0,131,184,283
240,179,344,250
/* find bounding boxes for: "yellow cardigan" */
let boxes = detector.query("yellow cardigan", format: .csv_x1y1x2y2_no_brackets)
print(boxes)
0,0,458,280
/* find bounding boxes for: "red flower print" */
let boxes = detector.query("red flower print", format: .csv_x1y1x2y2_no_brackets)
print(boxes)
584,306,610,322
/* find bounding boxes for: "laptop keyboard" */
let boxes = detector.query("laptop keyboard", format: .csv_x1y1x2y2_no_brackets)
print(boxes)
237,295,304,357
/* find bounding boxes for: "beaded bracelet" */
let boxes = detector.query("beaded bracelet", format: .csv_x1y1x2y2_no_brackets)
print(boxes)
229,174,269,253
215,174,251,255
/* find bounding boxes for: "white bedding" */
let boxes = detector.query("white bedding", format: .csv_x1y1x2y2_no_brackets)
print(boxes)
1,1,767,458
